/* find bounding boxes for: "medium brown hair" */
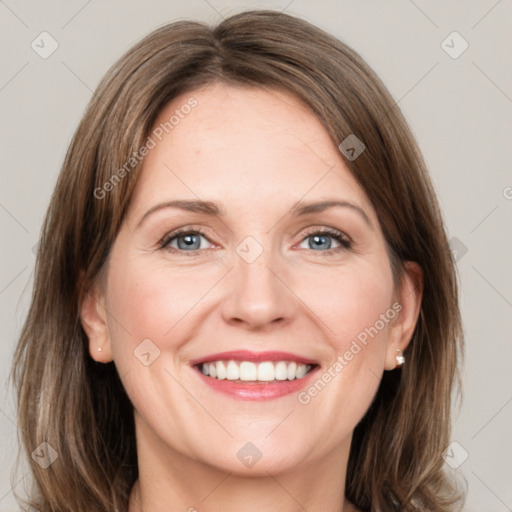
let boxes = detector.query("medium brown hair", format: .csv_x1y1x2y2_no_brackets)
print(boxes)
11,10,464,511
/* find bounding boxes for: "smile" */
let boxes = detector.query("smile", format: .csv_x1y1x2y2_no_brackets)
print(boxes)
199,360,313,382
190,350,320,400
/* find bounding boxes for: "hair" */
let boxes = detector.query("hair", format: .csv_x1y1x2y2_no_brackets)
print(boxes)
11,9,464,512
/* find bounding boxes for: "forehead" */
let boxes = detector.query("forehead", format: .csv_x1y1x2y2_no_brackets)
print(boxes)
126,83,376,224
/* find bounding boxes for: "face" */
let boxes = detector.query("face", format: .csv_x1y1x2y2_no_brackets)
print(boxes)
83,83,420,477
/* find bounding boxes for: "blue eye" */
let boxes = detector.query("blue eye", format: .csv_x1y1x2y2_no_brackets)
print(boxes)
159,227,351,255
298,229,352,252
161,229,211,253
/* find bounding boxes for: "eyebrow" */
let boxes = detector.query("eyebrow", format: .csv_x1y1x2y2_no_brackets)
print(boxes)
137,200,224,228
291,199,372,227
136,198,372,228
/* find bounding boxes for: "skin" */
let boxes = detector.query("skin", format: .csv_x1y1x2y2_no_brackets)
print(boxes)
80,83,422,512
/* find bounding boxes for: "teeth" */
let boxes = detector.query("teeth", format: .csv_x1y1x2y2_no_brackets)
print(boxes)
216,361,226,380
258,361,275,381
200,360,313,382
287,361,297,380
226,360,239,380
274,361,288,380
239,361,257,381
296,364,308,379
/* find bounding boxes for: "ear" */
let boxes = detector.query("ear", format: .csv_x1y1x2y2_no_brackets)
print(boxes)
384,261,423,370
79,276,113,363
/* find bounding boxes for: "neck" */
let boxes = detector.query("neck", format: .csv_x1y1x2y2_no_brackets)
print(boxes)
129,476,355,512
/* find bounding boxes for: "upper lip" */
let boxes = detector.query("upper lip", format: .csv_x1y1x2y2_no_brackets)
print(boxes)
189,350,319,366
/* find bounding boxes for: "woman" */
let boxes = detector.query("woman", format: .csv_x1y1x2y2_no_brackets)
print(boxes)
12,10,464,512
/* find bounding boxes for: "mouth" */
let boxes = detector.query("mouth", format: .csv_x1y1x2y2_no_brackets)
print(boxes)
189,350,320,400
197,360,315,383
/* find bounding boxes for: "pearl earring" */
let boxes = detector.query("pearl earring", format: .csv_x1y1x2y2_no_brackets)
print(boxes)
395,349,405,367
98,346,102,352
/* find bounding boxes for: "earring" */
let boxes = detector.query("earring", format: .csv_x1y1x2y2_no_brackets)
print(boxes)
98,345,102,352
395,349,405,367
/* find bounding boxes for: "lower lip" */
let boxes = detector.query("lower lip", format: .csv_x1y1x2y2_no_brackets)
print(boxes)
193,365,319,401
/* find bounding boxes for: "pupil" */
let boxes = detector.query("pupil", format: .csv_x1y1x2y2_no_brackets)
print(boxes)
311,234,331,250
179,234,199,250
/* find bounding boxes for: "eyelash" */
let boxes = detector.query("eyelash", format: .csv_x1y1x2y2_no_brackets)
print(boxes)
158,226,352,257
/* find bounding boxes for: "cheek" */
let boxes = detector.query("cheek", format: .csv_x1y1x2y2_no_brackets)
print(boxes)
295,258,394,352
294,258,393,412
333,277,392,361
105,257,220,358
102,259,222,429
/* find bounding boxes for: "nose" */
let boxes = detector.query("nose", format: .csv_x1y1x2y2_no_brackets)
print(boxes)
221,244,295,330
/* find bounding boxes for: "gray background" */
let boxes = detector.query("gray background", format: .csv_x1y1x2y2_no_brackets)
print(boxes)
1,0,511,510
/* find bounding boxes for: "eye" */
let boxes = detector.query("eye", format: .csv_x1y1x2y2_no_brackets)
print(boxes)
297,227,352,253
159,226,352,255
159,228,213,253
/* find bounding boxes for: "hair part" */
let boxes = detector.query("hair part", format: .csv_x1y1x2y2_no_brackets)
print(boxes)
12,10,464,511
